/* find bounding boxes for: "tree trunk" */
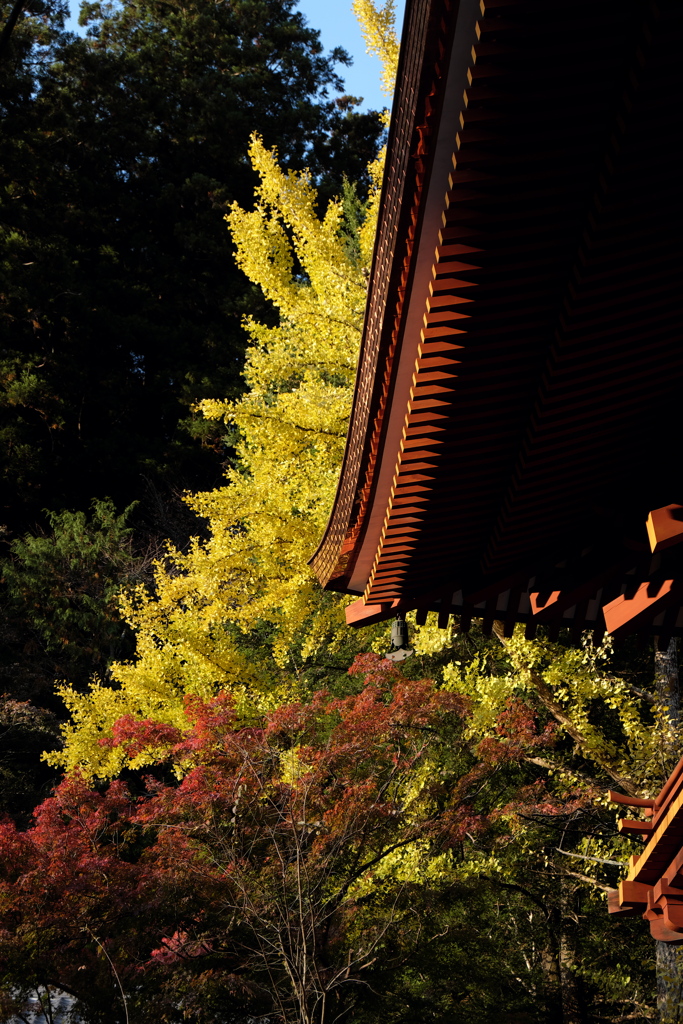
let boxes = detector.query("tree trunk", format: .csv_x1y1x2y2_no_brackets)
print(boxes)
541,912,564,1022
657,942,683,1024
655,639,683,1023
559,881,587,1024
656,639,680,766
0,0,29,63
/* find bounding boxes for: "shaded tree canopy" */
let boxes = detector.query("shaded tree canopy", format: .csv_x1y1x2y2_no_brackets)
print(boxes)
0,0,384,530
0,654,658,1023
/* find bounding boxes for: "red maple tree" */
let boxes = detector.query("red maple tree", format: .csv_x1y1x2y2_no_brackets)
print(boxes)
0,654,561,1023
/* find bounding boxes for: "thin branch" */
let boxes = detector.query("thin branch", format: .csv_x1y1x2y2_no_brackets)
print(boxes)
627,684,656,706
83,927,129,1024
554,847,623,868
548,868,613,892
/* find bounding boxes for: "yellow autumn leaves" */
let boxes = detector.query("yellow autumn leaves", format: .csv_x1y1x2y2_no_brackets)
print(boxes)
352,0,400,99
48,0,401,779
50,134,380,777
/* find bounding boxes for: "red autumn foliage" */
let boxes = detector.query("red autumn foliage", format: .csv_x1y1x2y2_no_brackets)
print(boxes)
475,698,557,765
497,778,599,820
103,714,184,758
0,655,562,1024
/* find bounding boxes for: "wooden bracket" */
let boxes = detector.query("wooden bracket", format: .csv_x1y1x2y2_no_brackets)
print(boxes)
618,818,653,837
603,579,681,637
345,599,398,627
646,504,683,554
608,790,654,816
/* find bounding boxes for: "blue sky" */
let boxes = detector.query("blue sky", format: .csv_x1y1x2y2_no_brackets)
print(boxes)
65,1,406,114
296,1,406,112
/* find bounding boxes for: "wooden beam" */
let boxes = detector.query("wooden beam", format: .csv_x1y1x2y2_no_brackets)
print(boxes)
603,580,682,637
646,504,683,554
345,599,395,627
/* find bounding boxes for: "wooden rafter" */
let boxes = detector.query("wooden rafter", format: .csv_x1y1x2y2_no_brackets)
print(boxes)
311,0,683,642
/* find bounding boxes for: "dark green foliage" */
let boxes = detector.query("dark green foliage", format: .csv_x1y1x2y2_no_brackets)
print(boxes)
1,499,135,691
0,0,383,830
1,499,138,700
0,696,59,823
350,876,654,1024
0,5,665,1015
0,0,384,530
0,498,150,819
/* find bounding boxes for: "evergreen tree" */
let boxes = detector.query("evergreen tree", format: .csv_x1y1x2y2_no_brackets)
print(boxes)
0,499,140,704
0,0,384,529
0,499,146,818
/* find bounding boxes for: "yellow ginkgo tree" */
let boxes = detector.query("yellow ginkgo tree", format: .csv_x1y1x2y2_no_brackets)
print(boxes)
49,0,401,779
352,0,400,102
51,131,385,777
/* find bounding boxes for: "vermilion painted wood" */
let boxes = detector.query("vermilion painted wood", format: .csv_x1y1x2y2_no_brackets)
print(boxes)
647,505,683,555
311,0,683,642
603,581,682,638
611,763,683,941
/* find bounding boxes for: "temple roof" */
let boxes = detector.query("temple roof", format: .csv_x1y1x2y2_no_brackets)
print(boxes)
311,0,683,643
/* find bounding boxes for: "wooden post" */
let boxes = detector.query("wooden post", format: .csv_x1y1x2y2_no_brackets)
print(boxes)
655,639,683,1023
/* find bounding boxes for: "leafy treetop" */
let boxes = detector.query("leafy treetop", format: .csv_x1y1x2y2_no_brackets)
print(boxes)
51,134,383,778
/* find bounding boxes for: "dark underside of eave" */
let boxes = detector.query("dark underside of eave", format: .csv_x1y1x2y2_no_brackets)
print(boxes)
314,0,683,639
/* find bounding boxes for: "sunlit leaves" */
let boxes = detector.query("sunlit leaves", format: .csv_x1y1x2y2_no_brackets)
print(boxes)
52,131,381,777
